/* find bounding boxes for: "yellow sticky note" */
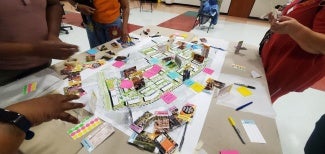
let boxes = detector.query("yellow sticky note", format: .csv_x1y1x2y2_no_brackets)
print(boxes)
237,86,252,97
190,82,204,93
181,33,188,38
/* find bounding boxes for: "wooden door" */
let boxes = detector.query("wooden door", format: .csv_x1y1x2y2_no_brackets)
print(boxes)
228,0,256,18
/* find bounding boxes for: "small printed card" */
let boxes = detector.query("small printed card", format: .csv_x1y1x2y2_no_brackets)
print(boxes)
241,120,266,143
81,122,115,152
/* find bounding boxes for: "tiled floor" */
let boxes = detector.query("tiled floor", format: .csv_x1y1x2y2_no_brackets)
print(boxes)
60,2,325,154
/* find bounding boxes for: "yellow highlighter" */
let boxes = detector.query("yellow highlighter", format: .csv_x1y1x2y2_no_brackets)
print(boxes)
228,116,245,144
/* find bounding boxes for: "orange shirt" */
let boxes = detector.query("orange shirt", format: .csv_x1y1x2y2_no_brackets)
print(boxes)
92,0,121,24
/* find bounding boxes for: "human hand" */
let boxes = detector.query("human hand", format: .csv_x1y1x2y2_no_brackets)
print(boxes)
77,4,96,15
32,41,78,59
121,33,130,43
5,94,85,126
268,13,302,35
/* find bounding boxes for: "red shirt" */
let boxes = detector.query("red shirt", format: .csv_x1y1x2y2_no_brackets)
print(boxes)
261,0,325,102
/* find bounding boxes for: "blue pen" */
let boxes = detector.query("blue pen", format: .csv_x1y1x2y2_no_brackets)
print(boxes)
236,102,253,111
210,46,225,51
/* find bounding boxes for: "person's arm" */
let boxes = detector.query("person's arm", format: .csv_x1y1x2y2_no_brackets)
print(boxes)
119,0,130,42
269,14,325,54
0,94,84,154
67,0,96,15
46,0,63,41
0,41,78,59
0,124,25,154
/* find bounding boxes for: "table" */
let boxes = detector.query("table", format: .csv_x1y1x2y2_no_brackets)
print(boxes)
19,26,282,154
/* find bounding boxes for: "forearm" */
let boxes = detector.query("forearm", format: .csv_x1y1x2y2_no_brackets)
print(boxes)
0,42,34,57
46,0,62,40
0,123,25,154
289,24,325,55
120,0,130,34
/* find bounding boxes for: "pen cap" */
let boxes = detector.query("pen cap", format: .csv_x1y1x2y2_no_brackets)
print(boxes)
228,117,236,126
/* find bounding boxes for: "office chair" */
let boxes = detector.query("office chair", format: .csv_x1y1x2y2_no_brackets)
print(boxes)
193,0,219,33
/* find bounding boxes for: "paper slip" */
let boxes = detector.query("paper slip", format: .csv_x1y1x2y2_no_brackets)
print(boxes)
184,79,195,87
190,82,205,93
241,120,266,143
81,122,115,152
120,79,133,89
87,48,98,55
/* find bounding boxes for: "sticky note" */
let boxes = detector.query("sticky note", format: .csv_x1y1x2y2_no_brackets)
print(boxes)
151,64,162,73
150,58,159,64
191,44,201,49
167,71,180,80
68,116,102,140
203,67,214,75
112,61,125,68
120,79,133,89
220,150,239,154
143,70,156,78
190,82,204,93
161,92,177,104
184,79,195,86
23,82,37,95
237,86,252,97
87,48,98,55
181,33,188,38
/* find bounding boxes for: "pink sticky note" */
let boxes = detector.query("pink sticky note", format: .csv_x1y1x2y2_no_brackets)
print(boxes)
112,61,125,68
220,150,239,154
143,70,156,78
120,79,133,89
151,64,162,73
161,92,177,104
203,67,214,75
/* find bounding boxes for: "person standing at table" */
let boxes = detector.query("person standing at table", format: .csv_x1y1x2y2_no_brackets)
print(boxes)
259,0,325,102
0,0,79,86
0,94,84,154
68,0,130,48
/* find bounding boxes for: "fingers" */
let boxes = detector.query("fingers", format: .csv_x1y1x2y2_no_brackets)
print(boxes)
62,102,85,111
57,112,80,124
62,94,80,102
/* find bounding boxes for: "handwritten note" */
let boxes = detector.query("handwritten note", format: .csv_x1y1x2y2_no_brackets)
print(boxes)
161,92,177,104
120,79,133,89
112,61,125,68
203,67,214,75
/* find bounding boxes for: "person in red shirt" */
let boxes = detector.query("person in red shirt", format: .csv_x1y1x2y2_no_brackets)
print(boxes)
261,0,325,102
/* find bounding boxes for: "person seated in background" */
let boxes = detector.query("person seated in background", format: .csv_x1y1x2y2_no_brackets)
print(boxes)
0,0,79,86
67,0,130,48
0,94,84,154
201,0,219,26
260,0,325,103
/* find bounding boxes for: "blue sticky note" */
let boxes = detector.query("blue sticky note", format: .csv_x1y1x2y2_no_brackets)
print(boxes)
183,79,195,86
150,58,159,64
167,71,180,79
87,49,98,55
186,43,192,49
192,44,202,49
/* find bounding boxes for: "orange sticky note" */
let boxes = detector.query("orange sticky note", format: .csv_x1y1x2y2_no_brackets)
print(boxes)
190,82,204,93
237,86,252,97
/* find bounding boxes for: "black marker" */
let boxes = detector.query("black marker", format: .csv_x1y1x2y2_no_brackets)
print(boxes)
234,83,256,89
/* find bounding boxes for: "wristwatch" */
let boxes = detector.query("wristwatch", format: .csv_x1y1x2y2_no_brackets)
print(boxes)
0,108,34,140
